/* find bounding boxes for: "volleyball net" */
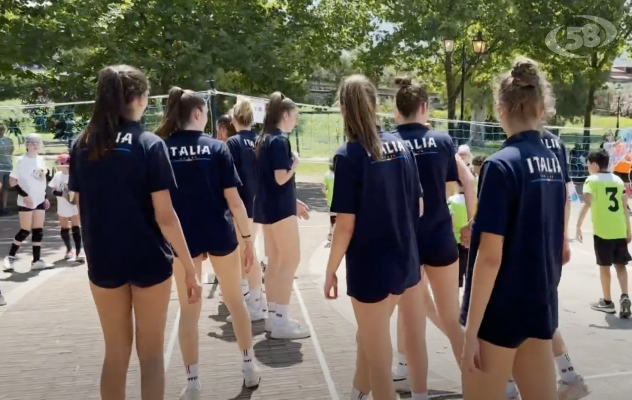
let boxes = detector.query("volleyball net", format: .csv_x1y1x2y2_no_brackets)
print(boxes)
0,88,619,181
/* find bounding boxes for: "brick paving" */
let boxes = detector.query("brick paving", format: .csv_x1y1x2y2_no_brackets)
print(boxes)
0,184,632,399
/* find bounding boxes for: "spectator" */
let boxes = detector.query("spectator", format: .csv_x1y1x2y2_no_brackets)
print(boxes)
457,144,472,166
0,124,14,215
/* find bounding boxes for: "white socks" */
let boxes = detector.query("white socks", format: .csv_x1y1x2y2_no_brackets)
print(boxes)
250,286,262,307
412,393,428,400
395,352,408,376
506,378,518,397
275,304,289,325
267,302,276,322
240,279,251,302
185,364,200,390
242,348,255,371
350,388,368,400
555,354,579,383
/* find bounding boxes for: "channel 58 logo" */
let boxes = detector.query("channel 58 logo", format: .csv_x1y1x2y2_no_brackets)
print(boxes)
545,16,617,58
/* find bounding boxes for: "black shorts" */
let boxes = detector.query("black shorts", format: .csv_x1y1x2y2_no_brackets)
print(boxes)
457,244,468,287
594,235,632,266
614,171,630,183
418,220,459,267
18,202,45,212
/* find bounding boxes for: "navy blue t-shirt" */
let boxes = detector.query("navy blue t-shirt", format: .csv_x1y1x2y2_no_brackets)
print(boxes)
254,129,296,224
69,121,176,286
331,131,423,303
461,130,565,325
541,130,571,184
226,130,257,218
165,131,242,258
396,123,458,228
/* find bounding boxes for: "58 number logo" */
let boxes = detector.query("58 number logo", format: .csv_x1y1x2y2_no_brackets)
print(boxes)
545,15,617,59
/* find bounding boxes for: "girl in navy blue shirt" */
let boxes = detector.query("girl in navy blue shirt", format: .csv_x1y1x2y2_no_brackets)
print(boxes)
254,92,310,340
460,59,564,400
225,97,265,324
155,87,260,396
68,65,201,400
323,75,428,400
391,78,477,390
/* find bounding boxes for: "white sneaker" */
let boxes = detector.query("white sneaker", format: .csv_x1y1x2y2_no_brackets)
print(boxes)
392,371,410,393
557,376,590,400
179,387,200,400
31,260,53,270
264,315,273,332
270,319,310,339
75,251,85,263
0,293,6,306
64,251,73,260
226,302,267,323
243,366,261,389
2,256,15,272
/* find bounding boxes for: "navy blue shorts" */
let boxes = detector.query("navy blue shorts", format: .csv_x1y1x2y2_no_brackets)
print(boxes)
472,302,558,349
417,220,459,267
346,255,421,304
88,259,173,289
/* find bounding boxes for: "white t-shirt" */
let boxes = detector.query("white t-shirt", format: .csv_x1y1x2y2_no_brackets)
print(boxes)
49,171,78,217
10,154,48,208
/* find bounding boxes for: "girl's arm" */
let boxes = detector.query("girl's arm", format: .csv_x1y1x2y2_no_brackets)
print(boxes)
575,194,592,242
455,155,477,221
274,156,298,185
225,188,252,238
326,213,354,277
465,232,503,335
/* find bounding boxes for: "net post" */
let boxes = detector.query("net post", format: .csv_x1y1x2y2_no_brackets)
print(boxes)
208,79,218,138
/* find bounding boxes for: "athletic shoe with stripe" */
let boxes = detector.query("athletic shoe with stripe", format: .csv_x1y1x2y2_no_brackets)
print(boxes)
619,295,631,318
31,260,53,270
590,298,616,314
392,370,410,393
3,256,15,272
557,376,590,400
179,387,200,400
270,319,310,339
243,364,261,389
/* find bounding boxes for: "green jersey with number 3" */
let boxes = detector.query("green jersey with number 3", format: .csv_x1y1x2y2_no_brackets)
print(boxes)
583,173,628,240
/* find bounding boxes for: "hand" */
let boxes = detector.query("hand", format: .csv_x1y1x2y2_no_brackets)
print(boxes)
184,272,202,304
460,222,472,248
461,332,482,373
23,196,33,208
324,271,338,299
62,192,70,202
291,152,300,169
297,199,310,220
44,199,50,210
575,227,583,243
243,241,255,273
562,237,571,265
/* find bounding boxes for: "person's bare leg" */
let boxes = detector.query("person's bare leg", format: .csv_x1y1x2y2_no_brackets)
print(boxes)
398,282,429,396
462,339,515,400
352,295,398,400
263,225,279,329
90,283,133,400
174,256,203,392
614,264,629,295
599,266,612,301
513,339,557,400
425,263,464,362
132,277,172,400
352,333,371,397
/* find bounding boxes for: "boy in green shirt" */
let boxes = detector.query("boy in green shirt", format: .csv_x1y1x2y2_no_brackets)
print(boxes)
448,182,469,287
322,159,336,243
577,149,632,318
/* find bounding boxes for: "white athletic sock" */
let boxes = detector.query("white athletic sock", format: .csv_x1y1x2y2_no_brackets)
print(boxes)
506,378,518,397
185,364,200,390
555,354,579,383
240,279,251,302
395,352,408,375
412,393,428,400
242,348,255,371
350,387,368,400
250,287,262,307
275,304,289,325
267,302,276,320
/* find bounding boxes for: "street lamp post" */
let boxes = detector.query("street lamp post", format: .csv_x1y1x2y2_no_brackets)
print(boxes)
616,83,623,133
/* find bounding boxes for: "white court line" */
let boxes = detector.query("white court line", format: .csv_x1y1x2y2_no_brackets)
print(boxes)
164,308,181,369
293,279,340,400
584,370,632,380
0,267,65,318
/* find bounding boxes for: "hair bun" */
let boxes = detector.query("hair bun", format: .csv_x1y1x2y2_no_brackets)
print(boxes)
395,77,412,88
511,61,539,88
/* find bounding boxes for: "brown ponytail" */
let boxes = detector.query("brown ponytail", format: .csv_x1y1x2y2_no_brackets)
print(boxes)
80,65,149,160
255,92,296,157
338,75,381,161
155,87,206,139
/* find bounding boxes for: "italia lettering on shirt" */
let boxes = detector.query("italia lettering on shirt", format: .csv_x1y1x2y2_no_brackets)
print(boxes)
115,132,133,145
380,140,407,160
541,138,561,150
526,156,562,178
169,145,212,158
403,137,437,155
243,139,255,149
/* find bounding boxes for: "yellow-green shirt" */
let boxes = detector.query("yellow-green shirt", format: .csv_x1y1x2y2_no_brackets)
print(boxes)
323,171,334,208
448,194,468,244
583,173,628,240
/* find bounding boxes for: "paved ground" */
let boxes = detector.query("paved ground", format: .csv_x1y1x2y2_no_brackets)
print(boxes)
0,182,632,399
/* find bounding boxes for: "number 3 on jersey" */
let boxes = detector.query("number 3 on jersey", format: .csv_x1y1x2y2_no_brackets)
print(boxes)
606,187,619,212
